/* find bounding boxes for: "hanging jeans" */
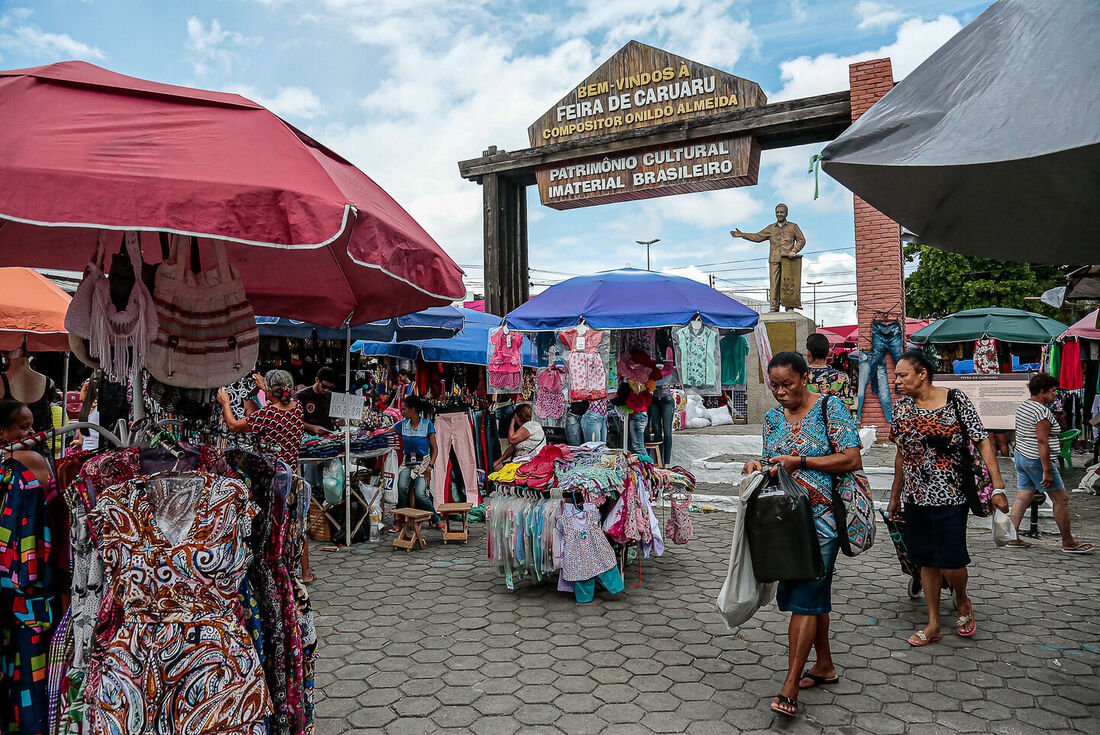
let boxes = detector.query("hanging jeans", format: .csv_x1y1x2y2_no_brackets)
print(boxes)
872,320,905,368
580,411,607,443
565,412,584,446
431,412,480,505
857,350,892,423
398,465,440,524
647,396,675,465
628,411,649,453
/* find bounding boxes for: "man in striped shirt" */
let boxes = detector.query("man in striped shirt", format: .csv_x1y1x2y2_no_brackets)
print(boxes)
1008,373,1093,553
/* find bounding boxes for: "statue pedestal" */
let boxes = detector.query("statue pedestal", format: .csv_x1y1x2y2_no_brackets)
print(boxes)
746,311,817,423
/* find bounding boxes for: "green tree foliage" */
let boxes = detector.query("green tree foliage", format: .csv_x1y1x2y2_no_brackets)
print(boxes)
904,245,1068,319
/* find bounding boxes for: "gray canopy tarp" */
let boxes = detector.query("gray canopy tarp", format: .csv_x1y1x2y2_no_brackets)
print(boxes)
820,0,1100,265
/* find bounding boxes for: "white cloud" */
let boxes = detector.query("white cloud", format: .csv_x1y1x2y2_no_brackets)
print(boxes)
763,143,854,214
789,0,809,23
771,15,963,101
653,189,764,230
0,8,105,61
855,1,906,31
223,84,325,120
184,17,260,76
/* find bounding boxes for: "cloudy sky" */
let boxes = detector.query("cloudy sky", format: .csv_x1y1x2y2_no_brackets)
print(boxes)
0,0,992,325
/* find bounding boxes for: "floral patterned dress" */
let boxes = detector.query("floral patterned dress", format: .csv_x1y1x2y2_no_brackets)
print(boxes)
92,473,271,735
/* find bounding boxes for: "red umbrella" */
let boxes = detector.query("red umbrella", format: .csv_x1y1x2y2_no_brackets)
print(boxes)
0,61,465,328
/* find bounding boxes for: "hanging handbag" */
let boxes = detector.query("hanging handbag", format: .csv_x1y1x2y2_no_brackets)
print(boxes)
820,396,876,557
147,236,258,389
948,389,994,517
65,231,159,381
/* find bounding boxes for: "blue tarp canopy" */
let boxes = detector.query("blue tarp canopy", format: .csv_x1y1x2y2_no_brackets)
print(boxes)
257,306,464,342
352,308,537,366
504,268,759,332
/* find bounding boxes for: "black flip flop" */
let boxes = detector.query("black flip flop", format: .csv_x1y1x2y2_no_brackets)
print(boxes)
799,671,840,689
771,694,797,717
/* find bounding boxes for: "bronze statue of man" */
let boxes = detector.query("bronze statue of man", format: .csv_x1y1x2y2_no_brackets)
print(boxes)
731,203,806,312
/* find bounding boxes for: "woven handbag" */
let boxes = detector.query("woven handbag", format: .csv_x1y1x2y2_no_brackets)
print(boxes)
820,396,876,557
146,236,258,389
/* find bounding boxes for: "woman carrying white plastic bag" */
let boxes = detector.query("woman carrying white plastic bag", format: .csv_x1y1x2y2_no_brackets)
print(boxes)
717,471,777,628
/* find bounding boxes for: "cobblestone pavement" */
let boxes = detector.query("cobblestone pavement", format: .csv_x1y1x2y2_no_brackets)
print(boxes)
308,459,1100,735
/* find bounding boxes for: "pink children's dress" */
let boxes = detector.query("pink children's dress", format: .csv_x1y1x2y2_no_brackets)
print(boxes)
535,366,566,420
560,327,607,400
488,328,524,392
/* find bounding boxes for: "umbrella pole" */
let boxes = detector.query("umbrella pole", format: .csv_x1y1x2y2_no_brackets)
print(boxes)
61,352,70,458
345,322,353,548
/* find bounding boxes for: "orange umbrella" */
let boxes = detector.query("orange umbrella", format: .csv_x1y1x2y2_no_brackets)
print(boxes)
0,267,71,351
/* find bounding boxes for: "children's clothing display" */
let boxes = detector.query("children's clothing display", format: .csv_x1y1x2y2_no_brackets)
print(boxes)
535,366,567,421
488,328,525,392
674,322,720,394
560,327,607,400
485,444,695,603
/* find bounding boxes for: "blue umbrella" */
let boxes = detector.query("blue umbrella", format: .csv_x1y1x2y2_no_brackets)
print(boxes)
504,268,759,331
352,307,537,366
257,305,464,342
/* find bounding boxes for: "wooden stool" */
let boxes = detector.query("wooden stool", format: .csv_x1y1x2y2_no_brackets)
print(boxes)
392,508,432,551
643,442,664,467
437,502,473,544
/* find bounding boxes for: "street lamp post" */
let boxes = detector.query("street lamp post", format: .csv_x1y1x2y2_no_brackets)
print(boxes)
636,239,660,271
808,280,823,324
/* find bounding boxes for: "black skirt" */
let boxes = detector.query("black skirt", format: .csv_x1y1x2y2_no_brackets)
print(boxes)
903,503,971,569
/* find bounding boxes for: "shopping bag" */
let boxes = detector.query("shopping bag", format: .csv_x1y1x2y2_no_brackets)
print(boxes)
381,450,399,506
717,472,776,629
745,465,824,583
992,509,1018,547
321,459,344,506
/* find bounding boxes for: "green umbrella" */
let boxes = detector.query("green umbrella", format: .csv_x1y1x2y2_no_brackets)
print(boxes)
909,308,1068,345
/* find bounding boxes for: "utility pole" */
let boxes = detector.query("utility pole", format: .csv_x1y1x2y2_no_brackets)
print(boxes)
636,239,660,271
808,280,823,324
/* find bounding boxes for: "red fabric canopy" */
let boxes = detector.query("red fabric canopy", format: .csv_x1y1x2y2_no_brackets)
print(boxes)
0,61,465,328
823,318,930,346
0,268,70,351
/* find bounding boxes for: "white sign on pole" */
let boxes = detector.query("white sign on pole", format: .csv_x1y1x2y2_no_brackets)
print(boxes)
936,373,1031,431
328,392,366,421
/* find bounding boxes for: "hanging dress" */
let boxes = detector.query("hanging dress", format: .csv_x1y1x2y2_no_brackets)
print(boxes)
560,328,607,400
92,473,271,735
488,329,524,392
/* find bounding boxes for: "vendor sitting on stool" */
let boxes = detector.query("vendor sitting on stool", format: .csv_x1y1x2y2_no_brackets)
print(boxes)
387,395,443,532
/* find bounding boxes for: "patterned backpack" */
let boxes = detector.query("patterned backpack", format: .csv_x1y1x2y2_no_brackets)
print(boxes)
820,396,876,557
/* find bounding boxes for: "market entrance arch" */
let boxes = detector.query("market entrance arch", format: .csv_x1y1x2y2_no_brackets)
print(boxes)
459,43,903,430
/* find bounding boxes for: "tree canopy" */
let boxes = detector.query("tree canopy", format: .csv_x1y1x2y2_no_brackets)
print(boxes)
904,245,1068,319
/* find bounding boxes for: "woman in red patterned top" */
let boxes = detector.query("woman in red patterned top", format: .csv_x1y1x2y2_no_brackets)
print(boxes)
217,369,306,467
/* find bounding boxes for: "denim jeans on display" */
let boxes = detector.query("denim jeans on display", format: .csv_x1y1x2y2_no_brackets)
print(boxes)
580,412,607,443
397,465,439,524
872,320,904,369
565,412,583,446
628,411,649,453
857,350,892,423
647,396,675,465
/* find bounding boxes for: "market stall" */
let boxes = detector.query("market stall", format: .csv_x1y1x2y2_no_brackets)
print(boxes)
473,269,756,601
0,61,464,735
1054,309,1100,455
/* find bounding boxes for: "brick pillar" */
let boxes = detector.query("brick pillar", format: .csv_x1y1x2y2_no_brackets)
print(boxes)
850,59,904,433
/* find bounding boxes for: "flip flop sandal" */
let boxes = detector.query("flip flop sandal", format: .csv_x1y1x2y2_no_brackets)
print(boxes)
1062,543,1094,554
770,694,797,717
1004,541,1032,549
956,612,977,637
907,630,941,647
799,671,840,689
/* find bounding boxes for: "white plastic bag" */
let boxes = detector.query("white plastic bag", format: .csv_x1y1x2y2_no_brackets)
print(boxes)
381,450,399,506
717,472,777,629
992,509,1018,547
705,406,733,427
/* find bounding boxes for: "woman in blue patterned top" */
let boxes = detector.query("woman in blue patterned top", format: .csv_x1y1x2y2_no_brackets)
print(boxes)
743,351,863,718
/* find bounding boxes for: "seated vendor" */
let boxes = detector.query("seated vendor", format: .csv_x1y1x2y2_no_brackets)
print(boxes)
493,404,546,470
388,395,443,531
